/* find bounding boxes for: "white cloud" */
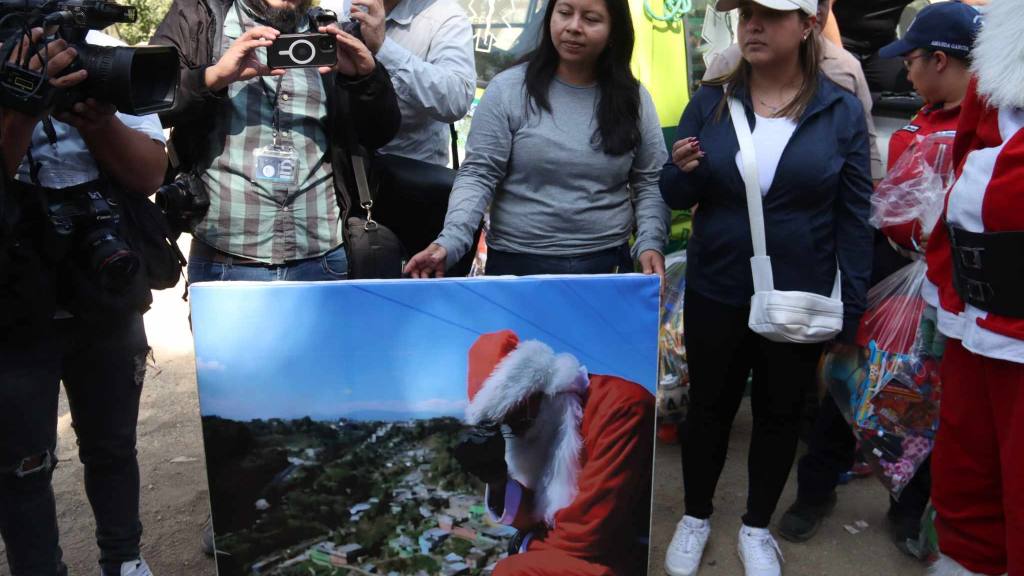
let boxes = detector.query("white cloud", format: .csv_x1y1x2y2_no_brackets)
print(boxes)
196,357,226,372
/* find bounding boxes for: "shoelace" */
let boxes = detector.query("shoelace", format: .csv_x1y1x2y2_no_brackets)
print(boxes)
670,523,703,555
747,532,785,567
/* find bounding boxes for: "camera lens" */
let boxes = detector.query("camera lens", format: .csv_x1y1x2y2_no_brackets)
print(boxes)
319,37,335,51
292,41,314,62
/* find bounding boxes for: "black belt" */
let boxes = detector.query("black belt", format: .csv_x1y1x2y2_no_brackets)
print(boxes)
189,239,271,267
948,225,1024,318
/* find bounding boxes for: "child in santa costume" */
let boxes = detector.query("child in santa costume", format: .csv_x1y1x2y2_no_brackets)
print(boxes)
454,330,655,576
924,1,1024,573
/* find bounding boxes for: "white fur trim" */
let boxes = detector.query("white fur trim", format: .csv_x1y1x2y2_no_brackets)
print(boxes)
466,340,586,424
465,340,589,524
927,554,1003,576
972,0,1024,109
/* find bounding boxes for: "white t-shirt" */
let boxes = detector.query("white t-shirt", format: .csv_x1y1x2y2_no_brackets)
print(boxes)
735,113,797,196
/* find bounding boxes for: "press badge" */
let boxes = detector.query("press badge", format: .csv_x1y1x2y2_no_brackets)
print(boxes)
253,144,299,185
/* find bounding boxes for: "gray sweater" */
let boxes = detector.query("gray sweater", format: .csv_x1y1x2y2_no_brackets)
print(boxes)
435,64,670,268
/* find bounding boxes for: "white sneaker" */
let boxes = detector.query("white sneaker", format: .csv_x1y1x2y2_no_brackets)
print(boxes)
737,525,783,576
111,559,153,576
664,515,710,576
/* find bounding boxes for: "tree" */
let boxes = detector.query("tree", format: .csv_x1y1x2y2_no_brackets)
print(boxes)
107,0,173,46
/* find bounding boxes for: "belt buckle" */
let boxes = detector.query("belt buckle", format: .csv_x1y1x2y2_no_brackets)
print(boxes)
958,246,984,270
965,278,993,305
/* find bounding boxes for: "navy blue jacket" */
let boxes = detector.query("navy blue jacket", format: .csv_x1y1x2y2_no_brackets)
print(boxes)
660,77,873,342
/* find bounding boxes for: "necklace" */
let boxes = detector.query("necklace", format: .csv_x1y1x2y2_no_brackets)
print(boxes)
758,97,783,112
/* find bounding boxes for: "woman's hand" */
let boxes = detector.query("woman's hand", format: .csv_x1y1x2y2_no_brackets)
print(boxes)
638,249,666,297
404,243,448,278
671,137,704,173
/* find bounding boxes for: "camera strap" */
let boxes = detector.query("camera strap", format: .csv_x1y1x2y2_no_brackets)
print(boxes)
24,117,59,187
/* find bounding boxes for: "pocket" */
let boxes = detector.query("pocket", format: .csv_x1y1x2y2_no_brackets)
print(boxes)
322,247,349,279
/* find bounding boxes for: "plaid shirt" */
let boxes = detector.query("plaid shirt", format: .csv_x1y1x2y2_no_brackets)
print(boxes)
194,0,341,264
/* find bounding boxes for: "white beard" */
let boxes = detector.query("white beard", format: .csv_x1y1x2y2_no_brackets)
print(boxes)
505,391,584,525
973,0,1024,110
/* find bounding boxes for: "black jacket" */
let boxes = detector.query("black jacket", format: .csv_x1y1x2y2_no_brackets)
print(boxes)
149,0,401,215
660,78,873,343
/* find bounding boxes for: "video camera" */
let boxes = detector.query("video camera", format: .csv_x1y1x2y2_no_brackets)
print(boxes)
0,0,179,116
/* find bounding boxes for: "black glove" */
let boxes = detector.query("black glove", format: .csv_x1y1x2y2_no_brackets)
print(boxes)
453,423,507,485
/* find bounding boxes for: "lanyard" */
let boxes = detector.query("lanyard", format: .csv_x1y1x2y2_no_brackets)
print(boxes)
232,0,288,144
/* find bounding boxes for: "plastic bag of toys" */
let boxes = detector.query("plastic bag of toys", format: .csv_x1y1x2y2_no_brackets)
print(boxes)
871,132,955,249
657,252,689,442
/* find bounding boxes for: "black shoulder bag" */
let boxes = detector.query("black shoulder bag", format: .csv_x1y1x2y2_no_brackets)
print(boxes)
372,125,479,277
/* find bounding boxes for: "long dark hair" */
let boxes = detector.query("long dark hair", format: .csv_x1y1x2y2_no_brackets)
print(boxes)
705,10,820,121
523,0,641,156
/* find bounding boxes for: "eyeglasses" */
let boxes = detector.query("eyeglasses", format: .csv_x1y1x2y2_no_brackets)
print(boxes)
903,53,931,70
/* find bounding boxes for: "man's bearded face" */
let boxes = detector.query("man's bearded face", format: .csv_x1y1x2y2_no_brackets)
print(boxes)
255,0,313,32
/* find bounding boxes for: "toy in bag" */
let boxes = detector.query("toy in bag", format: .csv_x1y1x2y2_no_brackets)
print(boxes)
657,251,689,442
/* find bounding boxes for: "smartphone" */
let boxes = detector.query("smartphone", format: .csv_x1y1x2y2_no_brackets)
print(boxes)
267,33,337,69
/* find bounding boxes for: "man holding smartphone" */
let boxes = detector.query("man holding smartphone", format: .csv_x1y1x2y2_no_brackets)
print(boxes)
151,0,400,282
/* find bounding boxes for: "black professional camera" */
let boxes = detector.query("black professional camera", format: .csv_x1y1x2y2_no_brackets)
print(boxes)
46,187,140,293
0,0,179,116
154,174,209,237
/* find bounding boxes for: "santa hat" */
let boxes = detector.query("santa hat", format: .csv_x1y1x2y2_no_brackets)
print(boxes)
465,330,589,524
973,0,1024,110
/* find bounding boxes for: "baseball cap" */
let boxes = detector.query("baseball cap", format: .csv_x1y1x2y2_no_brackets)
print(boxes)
716,0,817,17
879,1,982,59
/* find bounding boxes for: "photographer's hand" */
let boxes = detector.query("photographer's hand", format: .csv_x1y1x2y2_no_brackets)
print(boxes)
204,26,285,92
317,24,376,77
52,98,115,134
1,27,87,174
349,0,386,54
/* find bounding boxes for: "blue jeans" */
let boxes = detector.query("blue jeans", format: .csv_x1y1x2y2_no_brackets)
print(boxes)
0,313,148,576
187,244,349,283
485,244,633,276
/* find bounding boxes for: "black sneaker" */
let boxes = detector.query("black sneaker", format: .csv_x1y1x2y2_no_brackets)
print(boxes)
887,510,924,559
778,492,838,543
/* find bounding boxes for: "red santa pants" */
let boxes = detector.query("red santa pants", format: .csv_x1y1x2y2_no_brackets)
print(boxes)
493,551,615,576
932,339,1024,575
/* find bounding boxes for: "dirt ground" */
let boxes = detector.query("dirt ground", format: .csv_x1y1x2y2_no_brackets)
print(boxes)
3,235,928,575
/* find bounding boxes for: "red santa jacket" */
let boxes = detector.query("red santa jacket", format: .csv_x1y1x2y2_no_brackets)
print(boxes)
495,375,654,573
924,77,1024,363
465,331,655,575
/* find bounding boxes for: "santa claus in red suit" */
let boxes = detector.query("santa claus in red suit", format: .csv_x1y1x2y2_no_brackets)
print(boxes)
924,1,1024,574
453,330,655,576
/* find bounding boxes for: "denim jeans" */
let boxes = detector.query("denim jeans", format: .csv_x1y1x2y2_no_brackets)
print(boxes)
485,244,633,276
186,244,349,283
0,313,149,576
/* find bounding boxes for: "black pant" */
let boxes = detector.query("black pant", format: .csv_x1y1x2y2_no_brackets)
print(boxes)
681,289,824,528
485,244,633,276
0,313,148,576
797,392,931,524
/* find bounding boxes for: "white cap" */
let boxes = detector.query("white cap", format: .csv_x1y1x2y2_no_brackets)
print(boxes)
716,0,817,16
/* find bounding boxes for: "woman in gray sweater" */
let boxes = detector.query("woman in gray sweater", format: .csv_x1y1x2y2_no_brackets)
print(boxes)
403,0,670,277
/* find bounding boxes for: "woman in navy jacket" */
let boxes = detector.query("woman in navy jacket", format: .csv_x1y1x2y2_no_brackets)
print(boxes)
660,1,873,575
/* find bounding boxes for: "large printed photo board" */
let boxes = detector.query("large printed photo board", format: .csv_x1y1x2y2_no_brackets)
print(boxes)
190,275,660,576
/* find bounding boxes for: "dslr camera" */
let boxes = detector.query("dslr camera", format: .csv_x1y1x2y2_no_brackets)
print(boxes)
0,0,179,116
46,186,140,293
155,173,209,237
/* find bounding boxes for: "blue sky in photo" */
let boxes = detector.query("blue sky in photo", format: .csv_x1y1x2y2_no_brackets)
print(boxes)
190,275,659,422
